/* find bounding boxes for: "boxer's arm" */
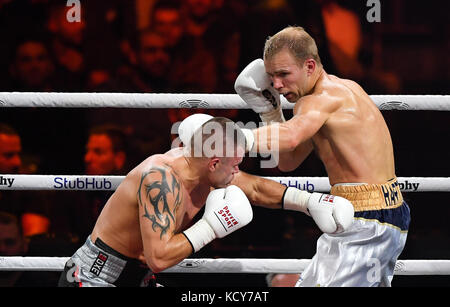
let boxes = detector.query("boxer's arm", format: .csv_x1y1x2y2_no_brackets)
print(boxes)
231,171,354,233
250,108,324,153
230,171,285,209
137,166,192,273
248,96,337,154
278,139,314,172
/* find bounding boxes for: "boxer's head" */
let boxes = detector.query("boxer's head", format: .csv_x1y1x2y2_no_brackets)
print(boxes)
263,26,322,102
187,117,246,188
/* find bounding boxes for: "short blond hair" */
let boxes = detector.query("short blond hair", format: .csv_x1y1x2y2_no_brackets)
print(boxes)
263,26,321,65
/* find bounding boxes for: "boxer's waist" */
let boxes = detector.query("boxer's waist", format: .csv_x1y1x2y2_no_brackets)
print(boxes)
330,177,403,212
76,236,153,286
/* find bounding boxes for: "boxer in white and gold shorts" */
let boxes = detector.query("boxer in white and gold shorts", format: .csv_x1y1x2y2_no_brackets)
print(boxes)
296,178,410,287
234,26,412,287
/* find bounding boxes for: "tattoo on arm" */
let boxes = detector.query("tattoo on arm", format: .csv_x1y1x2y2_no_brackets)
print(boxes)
137,167,182,239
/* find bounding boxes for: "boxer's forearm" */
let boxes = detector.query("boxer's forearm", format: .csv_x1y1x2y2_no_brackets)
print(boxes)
144,234,194,273
250,123,298,154
250,113,322,155
231,171,285,209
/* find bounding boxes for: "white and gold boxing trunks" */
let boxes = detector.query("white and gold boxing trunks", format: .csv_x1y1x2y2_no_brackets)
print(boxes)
296,178,411,287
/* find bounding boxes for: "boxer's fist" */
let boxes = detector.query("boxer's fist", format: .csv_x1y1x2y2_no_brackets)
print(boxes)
234,59,285,123
183,185,253,252
283,188,354,234
307,193,354,234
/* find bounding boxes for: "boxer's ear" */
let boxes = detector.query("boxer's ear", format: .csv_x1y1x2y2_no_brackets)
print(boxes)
304,59,316,76
208,157,220,172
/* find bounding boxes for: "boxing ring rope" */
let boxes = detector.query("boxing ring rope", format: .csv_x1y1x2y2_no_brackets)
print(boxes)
0,92,449,110
0,174,449,192
1,257,449,276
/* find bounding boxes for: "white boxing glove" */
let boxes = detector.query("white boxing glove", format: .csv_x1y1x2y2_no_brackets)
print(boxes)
283,187,354,234
178,113,213,146
234,58,285,124
183,185,253,252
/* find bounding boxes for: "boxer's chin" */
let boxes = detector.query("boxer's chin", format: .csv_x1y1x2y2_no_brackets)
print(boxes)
284,93,298,102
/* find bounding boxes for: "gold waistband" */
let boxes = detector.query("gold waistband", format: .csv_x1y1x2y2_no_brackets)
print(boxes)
330,177,403,212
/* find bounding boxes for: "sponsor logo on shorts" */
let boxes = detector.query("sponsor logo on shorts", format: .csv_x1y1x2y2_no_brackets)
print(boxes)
214,205,238,232
381,180,400,207
90,252,108,276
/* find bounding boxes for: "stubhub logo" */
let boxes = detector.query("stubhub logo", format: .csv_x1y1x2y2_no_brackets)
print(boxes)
53,177,112,190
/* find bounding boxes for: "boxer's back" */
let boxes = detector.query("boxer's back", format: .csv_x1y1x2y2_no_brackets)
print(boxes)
308,74,396,185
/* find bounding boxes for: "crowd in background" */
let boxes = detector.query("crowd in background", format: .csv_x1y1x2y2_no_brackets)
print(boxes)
0,0,449,286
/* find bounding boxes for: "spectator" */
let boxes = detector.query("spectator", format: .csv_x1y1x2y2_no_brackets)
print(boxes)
164,0,217,93
7,39,55,92
0,211,29,286
115,29,171,93
39,125,133,246
46,1,87,91
82,0,137,86
0,211,64,286
0,0,51,85
0,123,22,174
195,0,245,93
64,125,131,241
0,123,53,238
84,125,129,176
151,0,184,50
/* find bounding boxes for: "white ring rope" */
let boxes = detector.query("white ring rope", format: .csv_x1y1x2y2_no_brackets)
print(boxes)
0,175,448,192
0,257,449,276
0,92,449,110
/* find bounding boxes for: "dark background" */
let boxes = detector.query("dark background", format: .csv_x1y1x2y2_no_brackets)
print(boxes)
0,0,449,287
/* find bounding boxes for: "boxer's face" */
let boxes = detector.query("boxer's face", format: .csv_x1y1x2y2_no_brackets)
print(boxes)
265,48,309,103
208,150,244,188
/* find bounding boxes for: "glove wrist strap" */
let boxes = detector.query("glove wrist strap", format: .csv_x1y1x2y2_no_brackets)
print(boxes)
282,187,311,215
183,219,216,253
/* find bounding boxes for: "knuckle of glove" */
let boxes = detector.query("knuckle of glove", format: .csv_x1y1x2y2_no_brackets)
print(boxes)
310,208,338,233
332,197,355,233
205,186,253,238
225,185,253,224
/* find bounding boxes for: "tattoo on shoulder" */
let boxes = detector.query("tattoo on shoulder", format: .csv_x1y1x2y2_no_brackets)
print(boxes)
137,166,182,238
